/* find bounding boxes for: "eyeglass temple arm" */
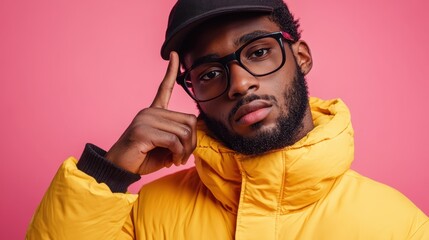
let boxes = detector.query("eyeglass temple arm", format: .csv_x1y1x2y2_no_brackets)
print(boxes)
282,32,294,41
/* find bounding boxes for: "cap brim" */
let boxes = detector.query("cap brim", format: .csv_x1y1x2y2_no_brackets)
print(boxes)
161,5,273,60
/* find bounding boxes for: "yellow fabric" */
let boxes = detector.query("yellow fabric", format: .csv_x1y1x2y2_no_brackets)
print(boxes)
26,158,138,239
27,98,429,239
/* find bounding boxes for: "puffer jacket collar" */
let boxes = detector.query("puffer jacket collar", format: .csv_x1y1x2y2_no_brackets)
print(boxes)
193,98,354,214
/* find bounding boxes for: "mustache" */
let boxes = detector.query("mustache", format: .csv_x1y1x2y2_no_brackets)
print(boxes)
228,94,279,120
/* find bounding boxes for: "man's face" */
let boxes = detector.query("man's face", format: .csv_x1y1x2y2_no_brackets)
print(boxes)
183,15,311,155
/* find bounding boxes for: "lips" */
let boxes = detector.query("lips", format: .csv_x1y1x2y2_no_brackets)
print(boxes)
233,100,273,125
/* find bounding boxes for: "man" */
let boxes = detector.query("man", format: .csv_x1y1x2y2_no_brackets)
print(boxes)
27,0,428,239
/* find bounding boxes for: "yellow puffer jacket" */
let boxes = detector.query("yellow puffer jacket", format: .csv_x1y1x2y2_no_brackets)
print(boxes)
27,98,428,239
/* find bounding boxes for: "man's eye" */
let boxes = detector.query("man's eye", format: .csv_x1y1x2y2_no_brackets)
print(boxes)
250,48,269,58
200,70,222,81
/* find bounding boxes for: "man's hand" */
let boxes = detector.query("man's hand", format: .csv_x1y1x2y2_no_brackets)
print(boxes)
105,51,197,175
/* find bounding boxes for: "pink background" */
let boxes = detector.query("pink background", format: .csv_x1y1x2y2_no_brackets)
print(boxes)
1,0,428,238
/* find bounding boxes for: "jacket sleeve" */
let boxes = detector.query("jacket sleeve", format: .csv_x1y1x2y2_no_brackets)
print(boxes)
410,219,429,240
26,157,139,239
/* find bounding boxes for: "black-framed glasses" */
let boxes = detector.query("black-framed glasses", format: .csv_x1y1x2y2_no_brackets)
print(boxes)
176,31,293,102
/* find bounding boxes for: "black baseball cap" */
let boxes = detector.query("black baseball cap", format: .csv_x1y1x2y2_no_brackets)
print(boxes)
161,0,285,60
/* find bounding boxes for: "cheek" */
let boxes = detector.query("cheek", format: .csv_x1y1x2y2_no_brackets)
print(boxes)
199,102,230,122
275,81,289,99
259,74,288,97
268,64,297,100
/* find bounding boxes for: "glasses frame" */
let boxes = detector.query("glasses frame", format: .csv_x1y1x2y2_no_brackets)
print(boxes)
176,31,294,102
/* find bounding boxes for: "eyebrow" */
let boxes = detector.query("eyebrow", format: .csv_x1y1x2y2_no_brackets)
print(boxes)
189,30,272,68
191,54,221,67
233,30,272,47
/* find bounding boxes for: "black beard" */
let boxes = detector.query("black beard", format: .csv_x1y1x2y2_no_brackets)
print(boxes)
198,69,309,155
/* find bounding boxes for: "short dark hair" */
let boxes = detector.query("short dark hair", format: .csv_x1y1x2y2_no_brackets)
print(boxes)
269,1,301,42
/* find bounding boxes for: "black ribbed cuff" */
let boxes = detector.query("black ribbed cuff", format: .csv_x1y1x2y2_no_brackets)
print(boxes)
77,143,141,193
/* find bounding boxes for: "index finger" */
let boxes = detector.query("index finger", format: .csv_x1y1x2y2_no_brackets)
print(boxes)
151,51,180,109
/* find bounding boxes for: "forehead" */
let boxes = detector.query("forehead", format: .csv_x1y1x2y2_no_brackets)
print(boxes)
183,15,280,66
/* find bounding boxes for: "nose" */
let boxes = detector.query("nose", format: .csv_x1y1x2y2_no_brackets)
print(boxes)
227,63,259,99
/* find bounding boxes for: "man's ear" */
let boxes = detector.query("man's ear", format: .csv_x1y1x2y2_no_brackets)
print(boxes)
291,40,313,75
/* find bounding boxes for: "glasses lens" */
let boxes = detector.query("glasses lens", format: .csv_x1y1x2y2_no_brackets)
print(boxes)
240,36,283,76
184,62,227,101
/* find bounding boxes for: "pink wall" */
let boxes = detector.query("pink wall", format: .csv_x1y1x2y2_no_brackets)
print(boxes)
1,0,428,238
